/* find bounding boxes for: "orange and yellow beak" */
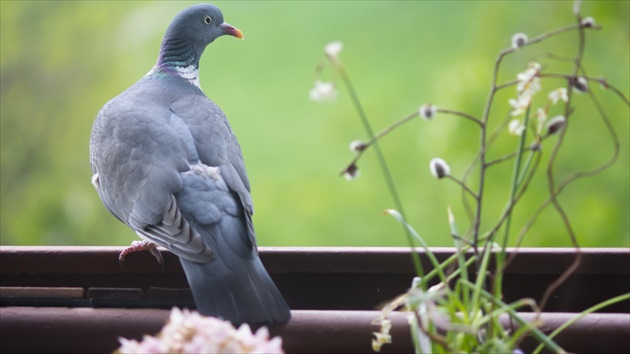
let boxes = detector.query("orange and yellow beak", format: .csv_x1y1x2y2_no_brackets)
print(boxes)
220,23,244,40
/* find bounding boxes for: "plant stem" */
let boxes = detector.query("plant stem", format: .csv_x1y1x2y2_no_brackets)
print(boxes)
448,207,471,308
333,59,424,277
539,8,588,312
470,241,493,316
369,111,419,145
437,108,484,127
495,107,531,299
532,293,630,354
446,176,478,199
460,279,566,354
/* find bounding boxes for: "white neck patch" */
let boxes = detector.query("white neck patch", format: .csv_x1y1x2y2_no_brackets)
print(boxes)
175,64,200,88
145,64,201,88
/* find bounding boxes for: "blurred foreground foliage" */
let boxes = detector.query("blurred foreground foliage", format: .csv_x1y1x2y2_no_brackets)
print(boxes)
1,1,628,247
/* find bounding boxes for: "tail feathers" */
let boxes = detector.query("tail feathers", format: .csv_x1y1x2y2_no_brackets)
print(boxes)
180,256,291,325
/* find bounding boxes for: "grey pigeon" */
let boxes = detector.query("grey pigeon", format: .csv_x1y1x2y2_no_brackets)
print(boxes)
89,3,291,325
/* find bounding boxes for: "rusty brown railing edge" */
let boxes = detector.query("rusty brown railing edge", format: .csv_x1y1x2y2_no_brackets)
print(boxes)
1,246,628,275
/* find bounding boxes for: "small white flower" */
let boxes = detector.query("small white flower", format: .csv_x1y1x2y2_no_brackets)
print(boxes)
117,308,284,354
429,158,450,179
380,319,392,334
580,16,596,28
418,103,437,120
371,318,393,352
525,77,541,95
511,33,528,49
372,332,391,344
510,62,541,116
548,87,568,105
516,63,541,95
546,115,566,135
325,41,343,58
371,336,390,353
508,119,526,136
371,340,382,352
517,61,540,79
530,62,541,72
516,74,541,96
509,95,531,117
309,80,337,102
349,140,367,153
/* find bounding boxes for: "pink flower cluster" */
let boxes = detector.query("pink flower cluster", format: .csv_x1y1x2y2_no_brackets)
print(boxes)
117,308,284,353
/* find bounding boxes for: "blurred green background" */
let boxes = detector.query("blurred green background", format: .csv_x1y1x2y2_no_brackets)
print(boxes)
1,1,628,248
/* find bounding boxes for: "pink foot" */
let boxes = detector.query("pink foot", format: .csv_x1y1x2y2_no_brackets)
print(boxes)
118,240,164,266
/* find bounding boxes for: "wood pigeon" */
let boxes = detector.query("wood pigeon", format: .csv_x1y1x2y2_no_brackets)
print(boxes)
89,3,291,325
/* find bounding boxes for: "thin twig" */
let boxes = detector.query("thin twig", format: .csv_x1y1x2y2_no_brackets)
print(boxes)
340,107,487,175
461,109,512,233
538,9,588,312
367,111,420,146
446,175,478,199
437,108,484,127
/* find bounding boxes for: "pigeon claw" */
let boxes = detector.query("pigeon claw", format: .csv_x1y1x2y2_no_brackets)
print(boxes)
118,240,165,268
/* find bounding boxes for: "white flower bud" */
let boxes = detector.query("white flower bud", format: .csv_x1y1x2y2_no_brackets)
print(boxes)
419,104,437,120
429,158,450,179
343,163,360,181
349,140,367,153
572,76,589,93
546,115,566,135
324,41,343,58
580,17,596,28
511,33,528,49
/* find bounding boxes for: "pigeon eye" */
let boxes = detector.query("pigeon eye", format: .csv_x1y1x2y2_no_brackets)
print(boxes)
204,16,212,25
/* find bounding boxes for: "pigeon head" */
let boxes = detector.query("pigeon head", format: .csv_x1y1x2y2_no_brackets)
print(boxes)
154,4,243,86
165,4,243,46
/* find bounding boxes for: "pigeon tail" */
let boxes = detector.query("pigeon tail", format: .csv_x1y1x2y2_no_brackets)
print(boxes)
179,250,291,325
173,161,290,325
